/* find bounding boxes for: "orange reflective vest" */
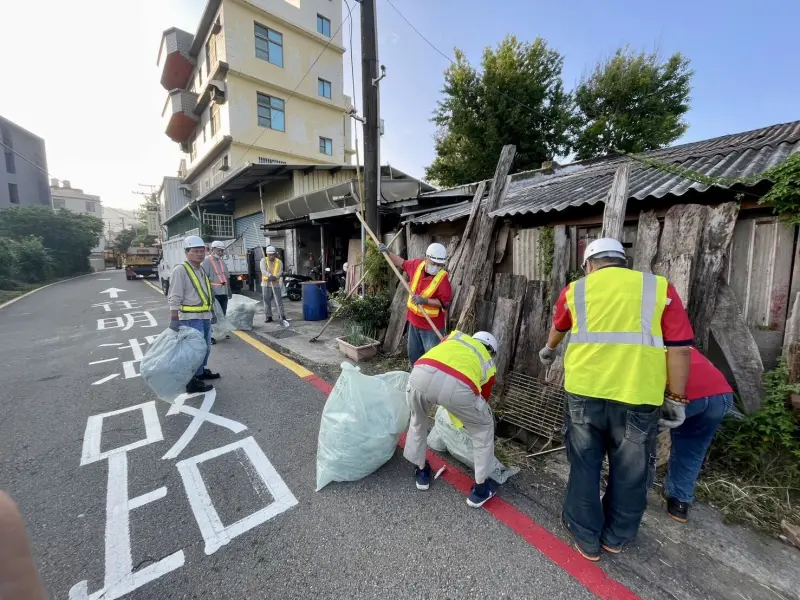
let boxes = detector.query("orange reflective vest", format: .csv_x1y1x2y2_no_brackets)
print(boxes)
209,256,227,287
407,261,447,317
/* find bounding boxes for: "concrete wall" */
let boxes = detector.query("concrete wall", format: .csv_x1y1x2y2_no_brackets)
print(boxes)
0,116,51,210
242,0,344,48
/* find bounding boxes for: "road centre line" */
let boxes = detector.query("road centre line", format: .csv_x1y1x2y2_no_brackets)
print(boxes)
138,281,639,598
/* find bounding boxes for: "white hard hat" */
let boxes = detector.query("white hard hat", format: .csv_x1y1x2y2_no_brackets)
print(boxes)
343,262,348,270
582,237,626,266
184,235,206,249
266,245,276,254
472,331,498,354
211,241,226,249
426,242,447,264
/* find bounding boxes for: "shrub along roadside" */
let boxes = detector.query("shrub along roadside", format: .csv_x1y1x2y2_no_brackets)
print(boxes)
696,360,800,533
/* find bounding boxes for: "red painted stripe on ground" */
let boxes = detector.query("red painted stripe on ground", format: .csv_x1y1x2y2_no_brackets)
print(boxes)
295,371,639,599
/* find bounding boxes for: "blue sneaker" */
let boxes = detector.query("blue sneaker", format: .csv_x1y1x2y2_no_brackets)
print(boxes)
415,462,432,490
467,480,497,508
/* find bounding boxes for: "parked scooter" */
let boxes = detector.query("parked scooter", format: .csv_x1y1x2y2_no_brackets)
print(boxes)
284,272,312,301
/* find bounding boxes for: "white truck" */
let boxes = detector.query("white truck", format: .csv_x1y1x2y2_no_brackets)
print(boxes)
158,237,249,296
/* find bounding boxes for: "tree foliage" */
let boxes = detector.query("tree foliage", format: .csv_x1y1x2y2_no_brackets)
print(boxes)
761,152,800,225
0,206,104,277
425,36,573,187
573,47,693,160
110,227,156,255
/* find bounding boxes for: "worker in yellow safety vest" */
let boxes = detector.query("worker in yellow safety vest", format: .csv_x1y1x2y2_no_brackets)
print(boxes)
538,237,693,561
379,242,453,366
167,235,220,394
404,330,500,508
259,246,285,323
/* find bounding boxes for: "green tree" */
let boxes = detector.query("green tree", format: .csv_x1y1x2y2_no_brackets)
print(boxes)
0,206,104,276
425,36,573,187
110,227,155,254
573,47,693,160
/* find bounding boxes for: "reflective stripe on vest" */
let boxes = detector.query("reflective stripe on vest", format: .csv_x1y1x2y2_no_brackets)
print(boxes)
209,256,227,287
421,330,497,394
564,268,668,406
407,261,447,317
181,262,212,313
262,259,281,282
569,273,664,348
449,332,493,383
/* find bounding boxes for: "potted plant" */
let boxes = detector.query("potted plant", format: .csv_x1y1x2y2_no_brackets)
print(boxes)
336,323,380,362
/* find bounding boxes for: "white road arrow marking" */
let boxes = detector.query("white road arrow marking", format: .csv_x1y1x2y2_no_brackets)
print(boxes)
100,287,126,299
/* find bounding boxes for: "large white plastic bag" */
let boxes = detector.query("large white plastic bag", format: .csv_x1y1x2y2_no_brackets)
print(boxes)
212,298,233,339
316,363,410,491
226,294,259,331
141,327,207,402
427,406,519,484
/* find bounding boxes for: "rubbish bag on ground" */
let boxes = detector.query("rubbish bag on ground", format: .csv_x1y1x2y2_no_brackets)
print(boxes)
316,363,410,491
212,298,234,339
427,406,519,484
141,326,208,402
227,294,260,331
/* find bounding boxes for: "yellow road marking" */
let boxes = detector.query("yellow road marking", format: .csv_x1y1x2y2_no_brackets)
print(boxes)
139,279,313,378
232,331,314,378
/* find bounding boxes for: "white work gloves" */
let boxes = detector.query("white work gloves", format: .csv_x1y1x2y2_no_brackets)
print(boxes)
658,398,686,429
538,345,557,366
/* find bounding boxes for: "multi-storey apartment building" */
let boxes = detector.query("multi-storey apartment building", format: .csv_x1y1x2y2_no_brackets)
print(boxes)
0,115,51,210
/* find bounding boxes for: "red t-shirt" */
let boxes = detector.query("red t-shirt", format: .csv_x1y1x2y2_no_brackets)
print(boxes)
552,278,694,345
685,347,733,401
402,258,452,330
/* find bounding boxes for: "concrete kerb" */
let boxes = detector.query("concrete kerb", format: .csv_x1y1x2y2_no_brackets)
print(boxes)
0,272,107,311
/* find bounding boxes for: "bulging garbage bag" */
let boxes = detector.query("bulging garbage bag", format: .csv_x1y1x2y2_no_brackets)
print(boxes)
427,406,519,484
316,363,410,491
141,327,208,402
212,298,234,340
227,294,260,331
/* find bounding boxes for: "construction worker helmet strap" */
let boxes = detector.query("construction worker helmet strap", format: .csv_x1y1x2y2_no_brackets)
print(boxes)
425,243,447,264
183,235,206,249
472,331,498,354
582,238,626,266
211,241,226,249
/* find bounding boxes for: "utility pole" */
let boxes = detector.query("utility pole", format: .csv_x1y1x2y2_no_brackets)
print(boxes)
360,0,380,235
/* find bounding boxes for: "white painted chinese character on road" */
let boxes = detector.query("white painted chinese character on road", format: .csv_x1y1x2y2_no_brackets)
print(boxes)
90,336,158,385
97,311,157,331
92,300,142,312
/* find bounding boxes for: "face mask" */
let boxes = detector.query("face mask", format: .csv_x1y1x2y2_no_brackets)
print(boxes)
426,263,442,276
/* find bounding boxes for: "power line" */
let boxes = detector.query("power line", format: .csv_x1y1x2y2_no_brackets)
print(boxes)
0,139,49,177
383,0,546,117
226,10,354,173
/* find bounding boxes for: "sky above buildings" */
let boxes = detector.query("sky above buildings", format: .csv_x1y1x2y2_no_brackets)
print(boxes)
1,0,798,211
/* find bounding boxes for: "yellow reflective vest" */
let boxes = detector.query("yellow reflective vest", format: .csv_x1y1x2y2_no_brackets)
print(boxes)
181,262,212,313
564,267,669,406
262,258,282,282
418,331,497,395
407,261,447,317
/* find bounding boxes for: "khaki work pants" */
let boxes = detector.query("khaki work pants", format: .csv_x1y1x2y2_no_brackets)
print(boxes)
404,364,495,483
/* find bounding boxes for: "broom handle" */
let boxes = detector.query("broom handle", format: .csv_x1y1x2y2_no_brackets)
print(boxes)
354,212,444,341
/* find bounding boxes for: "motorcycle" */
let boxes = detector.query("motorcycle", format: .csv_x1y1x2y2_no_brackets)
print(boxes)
284,272,312,301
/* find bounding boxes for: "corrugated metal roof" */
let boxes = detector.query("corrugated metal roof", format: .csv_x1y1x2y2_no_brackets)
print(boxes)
409,121,800,224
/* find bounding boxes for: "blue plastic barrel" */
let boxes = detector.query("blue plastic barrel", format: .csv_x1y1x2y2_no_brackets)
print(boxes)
302,281,328,321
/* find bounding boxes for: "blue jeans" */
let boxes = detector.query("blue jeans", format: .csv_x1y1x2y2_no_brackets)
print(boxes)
183,318,212,376
407,323,444,366
664,393,732,503
563,393,660,553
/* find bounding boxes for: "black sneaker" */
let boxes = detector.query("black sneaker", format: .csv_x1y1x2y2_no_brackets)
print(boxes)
467,480,497,508
265,317,273,323
415,462,432,490
211,338,217,345
666,497,689,523
197,368,220,380
186,377,212,394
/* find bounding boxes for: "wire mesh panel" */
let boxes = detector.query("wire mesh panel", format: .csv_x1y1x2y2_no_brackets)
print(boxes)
498,371,566,444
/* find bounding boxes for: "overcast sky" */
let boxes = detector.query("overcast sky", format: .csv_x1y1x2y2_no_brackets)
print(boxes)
2,0,797,212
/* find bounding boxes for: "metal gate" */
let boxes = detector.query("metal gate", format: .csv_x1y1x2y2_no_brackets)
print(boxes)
234,213,264,250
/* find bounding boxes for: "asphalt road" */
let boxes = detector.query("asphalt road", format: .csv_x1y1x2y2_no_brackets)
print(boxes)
0,271,608,600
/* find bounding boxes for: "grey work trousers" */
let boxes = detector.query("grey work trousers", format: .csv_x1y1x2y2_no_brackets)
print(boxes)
262,282,284,319
404,364,495,484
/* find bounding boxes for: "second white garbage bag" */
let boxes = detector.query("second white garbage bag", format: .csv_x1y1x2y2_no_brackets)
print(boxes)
427,406,520,484
226,294,260,331
211,298,234,340
141,326,208,402
316,363,410,491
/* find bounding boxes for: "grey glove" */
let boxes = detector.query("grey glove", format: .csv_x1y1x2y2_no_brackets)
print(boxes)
538,345,557,366
269,275,278,283
169,317,180,332
658,398,686,429
211,314,218,325
378,243,388,253
411,294,427,306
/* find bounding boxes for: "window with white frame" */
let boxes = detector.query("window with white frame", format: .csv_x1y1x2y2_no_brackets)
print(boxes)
211,104,220,136
319,137,333,156
202,213,234,238
255,23,283,67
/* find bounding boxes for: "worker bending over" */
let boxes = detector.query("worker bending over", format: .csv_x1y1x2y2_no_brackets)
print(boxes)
379,242,452,365
539,238,692,561
404,330,499,508
167,236,220,394
202,240,232,344
260,246,285,323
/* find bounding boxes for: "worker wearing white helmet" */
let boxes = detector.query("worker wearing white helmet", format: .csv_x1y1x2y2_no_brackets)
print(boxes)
404,330,499,508
201,241,232,344
167,235,220,394
259,245,285,324
539,237,693,561
379,241,452,365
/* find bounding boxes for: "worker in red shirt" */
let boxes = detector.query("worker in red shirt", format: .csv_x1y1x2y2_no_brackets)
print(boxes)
660,347,734,523
379,242,452,365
